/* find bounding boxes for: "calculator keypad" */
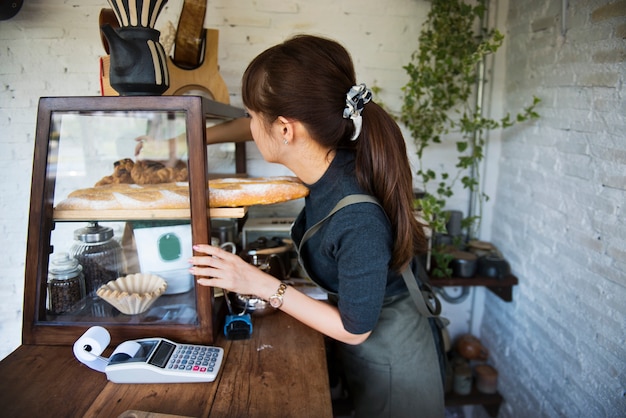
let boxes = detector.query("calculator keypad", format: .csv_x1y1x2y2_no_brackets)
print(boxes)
166,344,222,374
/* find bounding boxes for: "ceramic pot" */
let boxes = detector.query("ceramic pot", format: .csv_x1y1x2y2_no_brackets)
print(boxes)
455,334,489,361
475,364,498,394
241,237,293,281
477,255,511,279
107,0,168,29
101,0,169,95
450,250,478,278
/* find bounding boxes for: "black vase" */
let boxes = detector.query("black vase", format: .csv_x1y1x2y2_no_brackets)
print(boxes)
102,0,170,96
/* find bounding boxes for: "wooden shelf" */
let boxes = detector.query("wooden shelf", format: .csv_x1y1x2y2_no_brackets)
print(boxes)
445,386,503,417
430,274,518,302
53,207,248,221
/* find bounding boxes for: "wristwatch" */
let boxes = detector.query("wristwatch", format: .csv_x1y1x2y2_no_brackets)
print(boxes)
269,283,288,308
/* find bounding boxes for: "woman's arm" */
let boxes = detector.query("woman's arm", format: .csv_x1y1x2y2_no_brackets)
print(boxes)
279,283,371,345
189,244,370,345
206,117,253,144
133,117,253,161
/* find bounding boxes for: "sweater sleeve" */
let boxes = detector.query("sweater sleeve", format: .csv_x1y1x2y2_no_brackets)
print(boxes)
322,203,393,334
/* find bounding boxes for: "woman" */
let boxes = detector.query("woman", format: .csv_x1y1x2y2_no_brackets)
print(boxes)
189,35,444,417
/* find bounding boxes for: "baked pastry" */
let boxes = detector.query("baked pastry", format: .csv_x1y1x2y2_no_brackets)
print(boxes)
95,158,135,186
96,159,188,186
55,177,309,210
130,159,188,184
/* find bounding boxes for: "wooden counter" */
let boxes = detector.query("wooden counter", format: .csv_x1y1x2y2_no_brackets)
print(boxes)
0,312,332,418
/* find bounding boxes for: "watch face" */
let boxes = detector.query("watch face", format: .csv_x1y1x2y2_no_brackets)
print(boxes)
269,296,282,308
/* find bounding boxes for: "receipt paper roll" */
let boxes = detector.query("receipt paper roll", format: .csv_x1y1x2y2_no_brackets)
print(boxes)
73,326,111,372
73,326,144,372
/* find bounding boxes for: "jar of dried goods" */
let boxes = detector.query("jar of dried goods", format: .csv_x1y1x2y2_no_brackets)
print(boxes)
47,252,86,314
70,222,125,298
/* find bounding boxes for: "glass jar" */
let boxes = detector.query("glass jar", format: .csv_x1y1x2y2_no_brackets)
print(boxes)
70,222,125,298
47,252,86,314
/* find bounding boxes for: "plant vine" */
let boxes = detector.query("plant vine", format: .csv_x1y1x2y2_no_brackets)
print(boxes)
400,0,540,277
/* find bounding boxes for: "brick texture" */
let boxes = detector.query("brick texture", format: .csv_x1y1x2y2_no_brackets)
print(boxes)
481,0,626,417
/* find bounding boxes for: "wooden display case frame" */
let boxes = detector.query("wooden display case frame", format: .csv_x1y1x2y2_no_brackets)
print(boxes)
22,96,246,347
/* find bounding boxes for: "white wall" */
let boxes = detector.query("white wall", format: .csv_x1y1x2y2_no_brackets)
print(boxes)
478,1,626,417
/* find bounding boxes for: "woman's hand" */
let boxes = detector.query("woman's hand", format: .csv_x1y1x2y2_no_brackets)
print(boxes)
189,244,278,299
189,243,371,345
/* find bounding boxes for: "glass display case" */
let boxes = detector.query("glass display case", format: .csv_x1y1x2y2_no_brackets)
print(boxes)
22,96,247,346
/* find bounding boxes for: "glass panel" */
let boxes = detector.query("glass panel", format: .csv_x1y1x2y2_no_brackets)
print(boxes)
46,109,200,326
206,116,237,175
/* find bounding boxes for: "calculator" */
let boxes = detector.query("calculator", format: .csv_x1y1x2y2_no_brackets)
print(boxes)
105,337,224,383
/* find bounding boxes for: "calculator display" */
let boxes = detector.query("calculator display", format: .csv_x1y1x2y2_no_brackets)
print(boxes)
148,340,176,368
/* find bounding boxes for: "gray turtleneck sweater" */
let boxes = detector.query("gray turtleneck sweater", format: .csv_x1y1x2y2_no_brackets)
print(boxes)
291,149,407,334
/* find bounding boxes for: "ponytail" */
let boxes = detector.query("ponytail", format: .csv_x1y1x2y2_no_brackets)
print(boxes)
354,102,428,271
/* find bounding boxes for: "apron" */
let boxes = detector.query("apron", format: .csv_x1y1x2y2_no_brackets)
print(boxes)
294,194,445,418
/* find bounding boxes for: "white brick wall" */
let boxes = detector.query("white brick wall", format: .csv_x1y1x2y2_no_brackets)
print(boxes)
479,0,626,417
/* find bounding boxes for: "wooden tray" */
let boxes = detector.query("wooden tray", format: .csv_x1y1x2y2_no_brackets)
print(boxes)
53,207,247,221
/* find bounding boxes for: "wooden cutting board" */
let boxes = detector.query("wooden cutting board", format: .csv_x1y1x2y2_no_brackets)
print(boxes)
173,0,207,68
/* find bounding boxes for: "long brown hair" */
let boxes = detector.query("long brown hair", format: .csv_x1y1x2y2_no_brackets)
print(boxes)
242,35,427,271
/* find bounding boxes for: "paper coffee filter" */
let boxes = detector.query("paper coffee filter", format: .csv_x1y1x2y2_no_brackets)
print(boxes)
96,273,167,315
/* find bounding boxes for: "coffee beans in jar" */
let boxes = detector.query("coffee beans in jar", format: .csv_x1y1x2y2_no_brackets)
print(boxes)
70,222,125,298
47,252,86,314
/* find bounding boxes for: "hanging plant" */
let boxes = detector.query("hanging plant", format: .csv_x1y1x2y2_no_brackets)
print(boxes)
401,0,540,277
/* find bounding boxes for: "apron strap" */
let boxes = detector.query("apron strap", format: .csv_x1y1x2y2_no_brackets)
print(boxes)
298,194,379,250
402,266,441,318
297,194,441,318
296,194,378,286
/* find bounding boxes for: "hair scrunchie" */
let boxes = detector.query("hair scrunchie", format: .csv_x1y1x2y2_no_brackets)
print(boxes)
343,83,372,141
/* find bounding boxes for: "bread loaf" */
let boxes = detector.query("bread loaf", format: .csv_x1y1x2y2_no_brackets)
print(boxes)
55,177,309,210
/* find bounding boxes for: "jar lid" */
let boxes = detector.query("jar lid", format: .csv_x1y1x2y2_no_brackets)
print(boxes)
49,252,81,274
74,221,114,243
